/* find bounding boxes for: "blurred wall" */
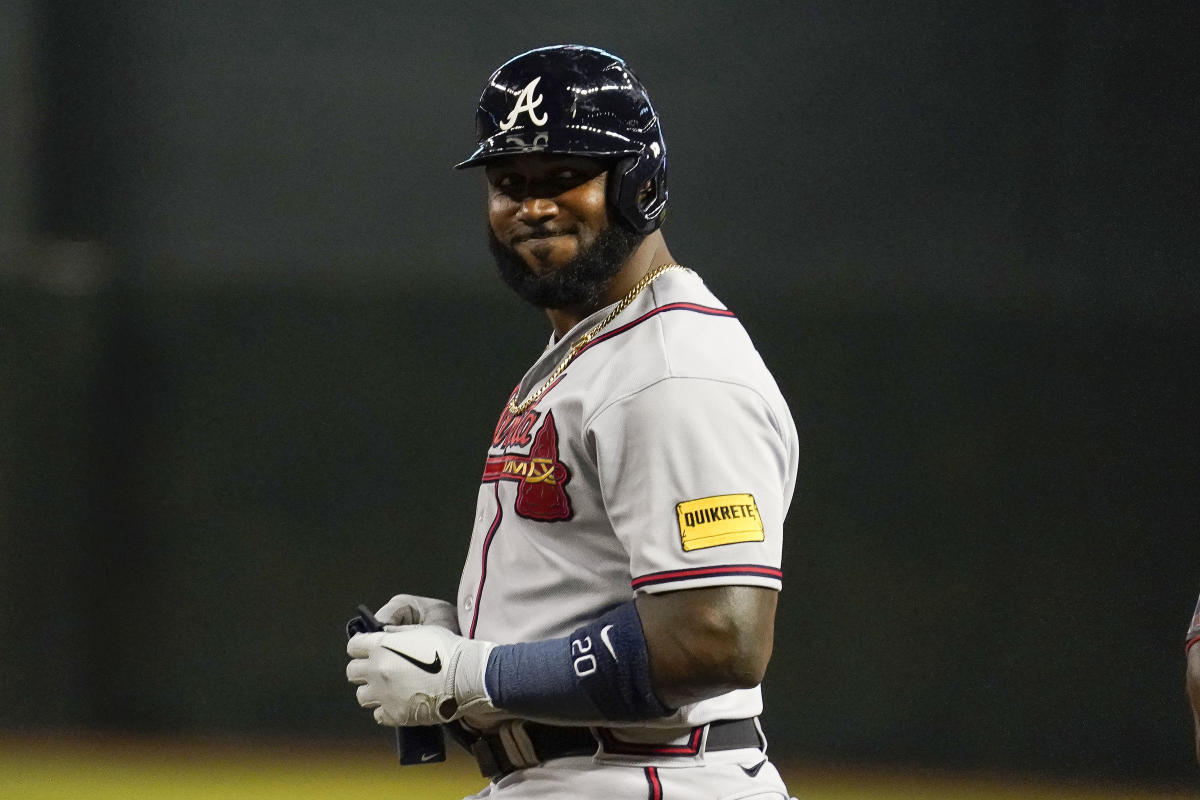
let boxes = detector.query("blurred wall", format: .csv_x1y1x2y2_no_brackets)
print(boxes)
2,0,1198,783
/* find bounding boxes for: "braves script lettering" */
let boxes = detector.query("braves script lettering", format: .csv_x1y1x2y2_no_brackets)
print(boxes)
493,403,539,449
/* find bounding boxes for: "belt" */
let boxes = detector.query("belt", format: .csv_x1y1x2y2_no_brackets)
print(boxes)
465,718,763,780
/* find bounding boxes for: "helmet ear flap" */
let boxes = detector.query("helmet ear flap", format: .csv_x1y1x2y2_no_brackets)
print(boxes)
606,156,637,227
608,155,667,235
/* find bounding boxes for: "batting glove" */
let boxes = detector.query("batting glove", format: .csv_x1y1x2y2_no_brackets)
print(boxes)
346,625,495,727
374,593,460,633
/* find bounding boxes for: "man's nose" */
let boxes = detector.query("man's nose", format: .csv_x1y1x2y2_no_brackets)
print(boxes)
517,196,558,224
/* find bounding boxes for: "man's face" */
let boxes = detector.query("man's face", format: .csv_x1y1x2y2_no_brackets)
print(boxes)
485,154,641,309
486,154,609,271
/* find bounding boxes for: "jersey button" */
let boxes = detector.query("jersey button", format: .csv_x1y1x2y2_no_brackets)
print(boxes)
463,595,475,612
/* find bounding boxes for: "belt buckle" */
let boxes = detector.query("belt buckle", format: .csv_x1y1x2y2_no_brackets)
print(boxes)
497,720,540,769
471,720,540,779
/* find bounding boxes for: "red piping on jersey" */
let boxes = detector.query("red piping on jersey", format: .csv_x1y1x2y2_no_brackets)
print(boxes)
468,483,503,639
576,302,736,358
631,564,783,590
1187,634,1200,655
644,766,663,800
599,725,704,757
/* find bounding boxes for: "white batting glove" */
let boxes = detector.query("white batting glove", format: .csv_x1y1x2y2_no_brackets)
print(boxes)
374,593,460,633
346,624,495,727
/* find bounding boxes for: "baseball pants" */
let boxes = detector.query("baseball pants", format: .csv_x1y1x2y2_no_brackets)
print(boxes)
463,747,795,799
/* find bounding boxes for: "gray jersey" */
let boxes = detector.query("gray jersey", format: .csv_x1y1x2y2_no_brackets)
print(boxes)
458,267,799,728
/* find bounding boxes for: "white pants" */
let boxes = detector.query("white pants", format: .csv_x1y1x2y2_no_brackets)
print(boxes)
464,747,795,799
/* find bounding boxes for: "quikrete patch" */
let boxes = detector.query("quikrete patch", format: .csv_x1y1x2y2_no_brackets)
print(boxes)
675,494,764,551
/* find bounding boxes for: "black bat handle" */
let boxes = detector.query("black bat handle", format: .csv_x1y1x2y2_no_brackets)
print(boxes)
347,605,446,765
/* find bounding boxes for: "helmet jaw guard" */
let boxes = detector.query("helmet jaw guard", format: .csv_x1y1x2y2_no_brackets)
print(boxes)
456,45,668,235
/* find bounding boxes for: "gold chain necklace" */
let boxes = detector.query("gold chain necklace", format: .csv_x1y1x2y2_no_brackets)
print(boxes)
507,263,688,415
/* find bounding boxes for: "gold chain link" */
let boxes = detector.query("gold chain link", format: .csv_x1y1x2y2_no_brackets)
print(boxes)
506,263,688,415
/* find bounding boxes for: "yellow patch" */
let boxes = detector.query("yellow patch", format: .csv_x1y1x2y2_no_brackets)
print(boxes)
676,494,764,551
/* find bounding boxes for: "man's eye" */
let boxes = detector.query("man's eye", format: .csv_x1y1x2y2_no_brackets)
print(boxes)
494,175,522,190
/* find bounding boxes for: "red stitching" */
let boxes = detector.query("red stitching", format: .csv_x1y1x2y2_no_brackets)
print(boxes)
577,302,736,357
467,484,502,639
645,766,663,800
599,726,703,756
632,565,783,589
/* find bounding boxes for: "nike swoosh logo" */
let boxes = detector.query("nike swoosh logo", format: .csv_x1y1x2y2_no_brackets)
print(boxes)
419,751,441,762
740,758,767,778
599,624,618,661
382,645,442,674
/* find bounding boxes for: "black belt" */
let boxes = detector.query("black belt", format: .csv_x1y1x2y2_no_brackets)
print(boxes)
465,718,763,780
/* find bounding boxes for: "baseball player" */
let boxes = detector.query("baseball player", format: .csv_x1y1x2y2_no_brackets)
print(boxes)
346,45,799,799
1188,592,1200,762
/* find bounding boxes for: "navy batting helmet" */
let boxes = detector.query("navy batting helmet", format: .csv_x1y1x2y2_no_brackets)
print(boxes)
455,45,668,235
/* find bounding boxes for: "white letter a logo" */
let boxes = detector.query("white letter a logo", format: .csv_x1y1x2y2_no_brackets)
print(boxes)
499,77,549,131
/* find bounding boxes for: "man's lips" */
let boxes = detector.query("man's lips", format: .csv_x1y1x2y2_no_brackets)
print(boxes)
513,229,572,244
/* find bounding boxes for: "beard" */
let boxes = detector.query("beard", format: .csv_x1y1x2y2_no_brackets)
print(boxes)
488,222,643,309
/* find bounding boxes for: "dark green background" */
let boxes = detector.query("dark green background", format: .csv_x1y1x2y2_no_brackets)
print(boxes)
2,0,1197,785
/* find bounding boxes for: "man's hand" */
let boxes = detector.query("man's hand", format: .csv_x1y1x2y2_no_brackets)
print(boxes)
1188,644,1200,763
346,624,494,727
375,593,460,632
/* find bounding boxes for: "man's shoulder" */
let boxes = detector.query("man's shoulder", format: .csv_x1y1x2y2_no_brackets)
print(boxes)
646,270,773,379
582,268,784,408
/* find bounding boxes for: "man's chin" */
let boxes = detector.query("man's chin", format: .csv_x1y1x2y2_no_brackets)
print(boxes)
488,223,641,310
515,238,578,273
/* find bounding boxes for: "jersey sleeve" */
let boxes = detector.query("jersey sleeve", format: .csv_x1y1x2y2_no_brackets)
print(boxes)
586,376,795,594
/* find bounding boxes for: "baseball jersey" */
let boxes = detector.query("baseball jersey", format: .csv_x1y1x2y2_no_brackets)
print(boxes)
457,267,799,728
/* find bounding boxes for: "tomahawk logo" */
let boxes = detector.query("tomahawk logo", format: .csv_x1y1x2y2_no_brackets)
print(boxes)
482,410,573,521
499,77,549,131
513,411,572,520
